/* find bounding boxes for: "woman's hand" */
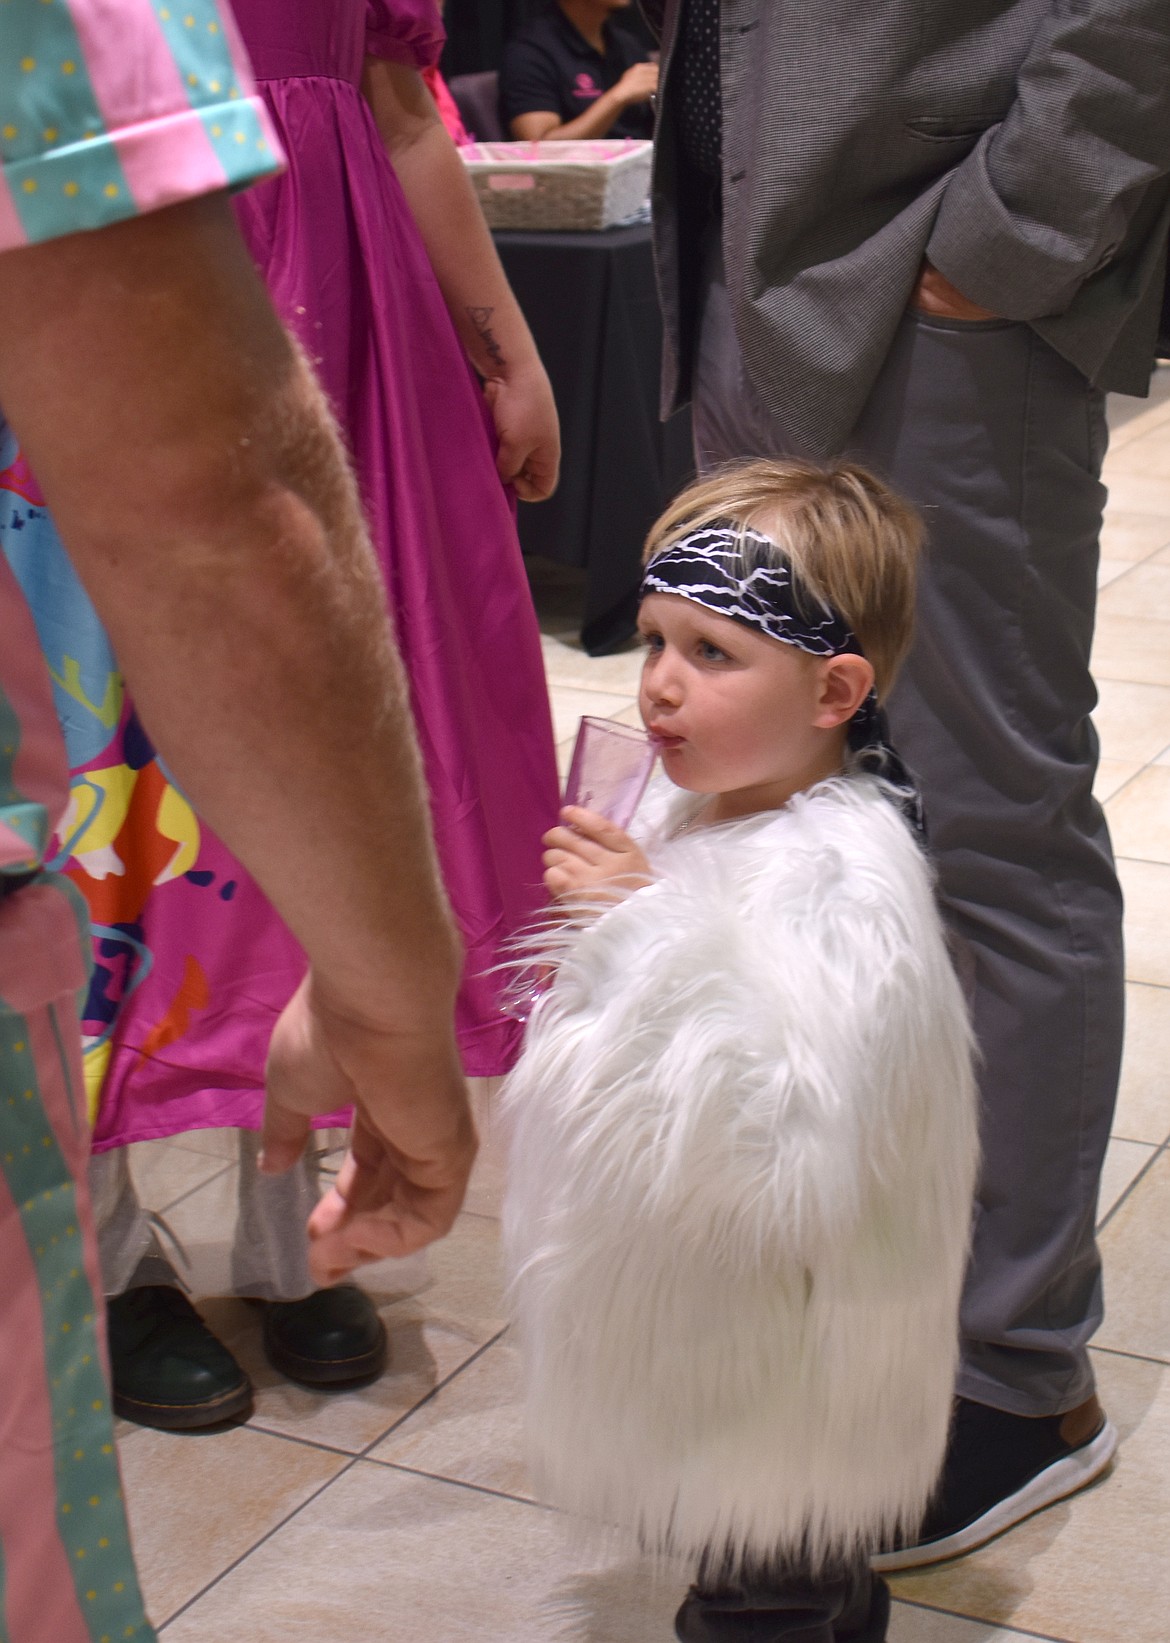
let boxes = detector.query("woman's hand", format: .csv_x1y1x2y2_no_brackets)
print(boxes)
484,360,560,502
542,805,653,902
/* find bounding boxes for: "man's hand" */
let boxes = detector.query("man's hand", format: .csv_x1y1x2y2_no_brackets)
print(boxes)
261,974,477,1282
614,61,660,107
911,260,1001,322
542,806,653,903
484,360,561,502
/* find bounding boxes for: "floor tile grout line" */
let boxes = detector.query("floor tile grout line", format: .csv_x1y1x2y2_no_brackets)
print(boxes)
356,1326,510,1457
1096,1134,1167,1234
156,1329,509,1630
891,1596,1078,1643
370,1457,557,1515
243,1420,362,1461
157,1450,363,1632
1120,974,1170,992
1092,1342,1170,1370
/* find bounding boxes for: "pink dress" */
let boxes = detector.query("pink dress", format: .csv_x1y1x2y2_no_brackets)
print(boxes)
230,0,559,1075
13,0,557,1149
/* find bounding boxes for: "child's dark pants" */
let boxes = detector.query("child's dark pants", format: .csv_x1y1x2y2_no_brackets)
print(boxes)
674,1559,889,1643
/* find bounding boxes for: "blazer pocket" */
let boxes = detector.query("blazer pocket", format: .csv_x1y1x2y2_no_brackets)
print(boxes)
905,115,996,143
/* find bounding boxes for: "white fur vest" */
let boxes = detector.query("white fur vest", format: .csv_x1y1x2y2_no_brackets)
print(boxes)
502,773,979,1570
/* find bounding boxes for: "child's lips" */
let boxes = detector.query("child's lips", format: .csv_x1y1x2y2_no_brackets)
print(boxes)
648,725,685,749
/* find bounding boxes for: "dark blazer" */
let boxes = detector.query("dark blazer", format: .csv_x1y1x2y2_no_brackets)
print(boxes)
644,0,1170,455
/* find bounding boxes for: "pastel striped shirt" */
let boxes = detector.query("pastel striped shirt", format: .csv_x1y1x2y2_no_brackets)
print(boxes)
0,0,283,247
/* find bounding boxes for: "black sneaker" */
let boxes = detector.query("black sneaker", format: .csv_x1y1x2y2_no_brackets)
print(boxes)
872,1395,1118,1572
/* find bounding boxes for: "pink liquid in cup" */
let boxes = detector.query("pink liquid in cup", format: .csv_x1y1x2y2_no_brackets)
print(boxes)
563,716,658,829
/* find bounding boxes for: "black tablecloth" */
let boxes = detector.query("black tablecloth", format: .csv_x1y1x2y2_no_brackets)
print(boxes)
495,223,693,655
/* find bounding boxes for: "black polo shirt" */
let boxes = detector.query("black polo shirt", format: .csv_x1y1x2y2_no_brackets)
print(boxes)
499,5,655,142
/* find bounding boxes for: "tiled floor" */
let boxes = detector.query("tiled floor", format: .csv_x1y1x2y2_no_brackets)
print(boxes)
120,378,1170,1641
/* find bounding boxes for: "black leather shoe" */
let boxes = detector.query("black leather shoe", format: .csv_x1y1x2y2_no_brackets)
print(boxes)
107,1284,253,1431
675,1566,888,1642
260,1285,387,1388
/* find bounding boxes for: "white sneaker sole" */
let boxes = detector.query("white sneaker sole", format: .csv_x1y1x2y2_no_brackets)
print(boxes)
871,1418,1120,1573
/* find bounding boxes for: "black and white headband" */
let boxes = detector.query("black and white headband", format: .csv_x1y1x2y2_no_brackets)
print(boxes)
640,523,925,837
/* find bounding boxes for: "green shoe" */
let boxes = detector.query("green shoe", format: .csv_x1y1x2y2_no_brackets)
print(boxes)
260,1286,387,1388
107,1284,253,1431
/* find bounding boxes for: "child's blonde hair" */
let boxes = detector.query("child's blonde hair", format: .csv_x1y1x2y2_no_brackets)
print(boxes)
644,458,924,700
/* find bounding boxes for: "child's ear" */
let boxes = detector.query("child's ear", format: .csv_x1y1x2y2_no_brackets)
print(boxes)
813,654,875,729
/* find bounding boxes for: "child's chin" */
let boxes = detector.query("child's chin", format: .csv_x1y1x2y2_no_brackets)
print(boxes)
661,761,715,795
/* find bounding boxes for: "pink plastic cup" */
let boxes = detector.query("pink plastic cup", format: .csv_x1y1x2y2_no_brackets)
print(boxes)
563,715,657,829
502,718,657,1024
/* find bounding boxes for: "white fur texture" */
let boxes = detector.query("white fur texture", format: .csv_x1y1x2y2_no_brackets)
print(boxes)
502,774,979,1570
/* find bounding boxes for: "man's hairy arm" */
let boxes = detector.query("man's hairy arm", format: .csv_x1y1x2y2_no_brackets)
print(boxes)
0,192,475,1259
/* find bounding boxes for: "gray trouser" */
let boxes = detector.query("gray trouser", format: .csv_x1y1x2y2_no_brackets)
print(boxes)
90,1132,326,1303
693,254,1122,1417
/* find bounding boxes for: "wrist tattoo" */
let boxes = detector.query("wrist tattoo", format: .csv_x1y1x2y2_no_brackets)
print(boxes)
466,304,506,373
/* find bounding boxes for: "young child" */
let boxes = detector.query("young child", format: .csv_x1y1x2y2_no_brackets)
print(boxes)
502,459,980,1642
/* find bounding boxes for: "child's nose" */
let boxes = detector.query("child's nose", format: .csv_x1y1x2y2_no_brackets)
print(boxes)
645,657,683,708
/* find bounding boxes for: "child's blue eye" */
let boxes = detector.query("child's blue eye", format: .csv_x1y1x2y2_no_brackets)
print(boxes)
699,642,728,662
640,632,664,653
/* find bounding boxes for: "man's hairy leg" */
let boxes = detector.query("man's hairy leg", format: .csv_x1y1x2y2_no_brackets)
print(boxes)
0,192,475,1257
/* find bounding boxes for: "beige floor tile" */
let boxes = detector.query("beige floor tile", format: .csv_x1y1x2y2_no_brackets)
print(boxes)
890,1351,1170,1643
1108,375,1170,445
159,1461,686,1643
1093,758,1140,803
1114,982,1170,1145
889,1610,1047,1642
1094,678,1170,765
1097,1136,1157,1222
369,1335,532,1502
118,1422,345,1626
1105,765,1170,863
1117,858,1170,987
542,632,644,698
1100,509,1170,563
1091,612,1170,688
123,1138,231,1213
556,735,575,785
1098,561,1170,623
1101,471,1170,519
1095,1152,1170,1363
1097,557,1131,589
1105,431,1170,480
550,686,639,747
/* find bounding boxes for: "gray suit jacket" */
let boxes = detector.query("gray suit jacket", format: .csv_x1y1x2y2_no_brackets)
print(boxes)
644,0,1170,456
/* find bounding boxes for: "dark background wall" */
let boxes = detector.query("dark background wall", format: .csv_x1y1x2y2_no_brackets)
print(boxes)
440,1,655,76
